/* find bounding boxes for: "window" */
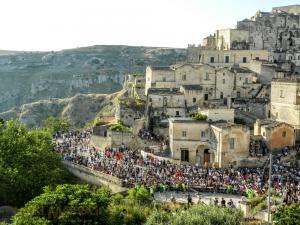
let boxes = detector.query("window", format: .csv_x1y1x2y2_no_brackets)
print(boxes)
220,92,223,99
280,90,284,98
205,73,210,80
182,131,187,137
210,57,214,63
149,98,152,102
255,57,260,60
282,131,287,138
243,57,247,63
263,132,265,136
223,79,225,84
176,111,180,116
201,131,205,137
245,78,248,84
225,56,230,63
229,138,235,149
193,97,196,103
163,97,168,106
181,149,189,162
162,77,166,82
182,74,186,81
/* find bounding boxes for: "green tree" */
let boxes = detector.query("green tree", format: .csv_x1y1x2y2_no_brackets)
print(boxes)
0,118,4,125
0,120,67,207
273,203,300,225
12,185,111,225
43,116,72,134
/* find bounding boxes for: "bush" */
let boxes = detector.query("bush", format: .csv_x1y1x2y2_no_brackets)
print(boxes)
190,113,208,121
145,205,243,225
12,185,112,225
109,123,131,132
273,203,300,225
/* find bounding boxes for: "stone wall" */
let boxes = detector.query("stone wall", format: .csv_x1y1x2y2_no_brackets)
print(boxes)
63,161,127,193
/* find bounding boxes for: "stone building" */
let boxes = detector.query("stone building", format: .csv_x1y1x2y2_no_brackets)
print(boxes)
146,88,186,125
270,77,300,141
179,85,203,108
169,118,250,168
145,66,175,95
215,29,250,50
254,119,295,150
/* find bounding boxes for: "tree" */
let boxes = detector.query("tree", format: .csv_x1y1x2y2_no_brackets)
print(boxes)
0,118,4,125
43,116,72,134
0,120,67,207
12,185,111,225
273,204,300,225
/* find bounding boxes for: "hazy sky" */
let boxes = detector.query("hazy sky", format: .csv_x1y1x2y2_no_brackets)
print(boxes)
0,0,299,51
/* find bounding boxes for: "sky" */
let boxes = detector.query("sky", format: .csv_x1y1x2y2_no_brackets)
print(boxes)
0,0,299,51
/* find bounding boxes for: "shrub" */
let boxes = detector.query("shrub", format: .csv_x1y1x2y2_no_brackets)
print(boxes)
190,113,208,121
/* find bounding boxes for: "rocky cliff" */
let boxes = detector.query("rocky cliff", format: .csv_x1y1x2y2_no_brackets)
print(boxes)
0,45,186,113
0,93,116,128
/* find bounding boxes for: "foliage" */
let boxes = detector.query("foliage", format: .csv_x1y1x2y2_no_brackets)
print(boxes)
145,204,243,225
144,210,171,225
108,199,151,225
0,120,67,207
273,203,300,225
0,118,4,124
190,113,208,121
12,185,112,225
109,122,131,132
127,186,152,204
43,116,72,134
119,99,145,108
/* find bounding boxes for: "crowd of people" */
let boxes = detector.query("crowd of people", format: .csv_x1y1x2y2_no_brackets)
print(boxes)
138,128,168,145
55,130,300,205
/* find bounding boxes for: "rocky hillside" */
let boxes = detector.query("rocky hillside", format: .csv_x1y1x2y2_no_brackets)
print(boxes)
0,93,117,128
0,45,186,113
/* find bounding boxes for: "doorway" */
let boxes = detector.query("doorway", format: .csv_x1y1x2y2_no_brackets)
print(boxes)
181,149,189,162
204,149,210,164
204,94,209,101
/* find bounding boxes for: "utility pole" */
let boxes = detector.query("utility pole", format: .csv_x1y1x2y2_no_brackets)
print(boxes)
267,152,272,224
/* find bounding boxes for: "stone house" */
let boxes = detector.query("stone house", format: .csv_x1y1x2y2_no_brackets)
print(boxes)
146,88,186,125
145,66,175,95
254,119,295,150
270,77,300,141
179,85,203,108
169,118,250,168
210,122,250,168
